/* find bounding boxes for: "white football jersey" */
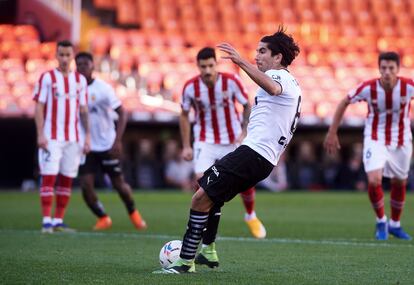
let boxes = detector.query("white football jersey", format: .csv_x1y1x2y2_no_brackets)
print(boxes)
86,78,122,151
242,69,302,165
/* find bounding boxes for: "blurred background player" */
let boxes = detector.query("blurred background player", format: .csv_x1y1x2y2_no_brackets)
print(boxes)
324,52,413,240
33,40,90,233
157,27,301,274
75,52,147,231
180,47,267,240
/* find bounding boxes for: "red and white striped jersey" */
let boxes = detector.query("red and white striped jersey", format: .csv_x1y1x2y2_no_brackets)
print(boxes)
181,72,248,145
347,77,414,147
33,68,88,142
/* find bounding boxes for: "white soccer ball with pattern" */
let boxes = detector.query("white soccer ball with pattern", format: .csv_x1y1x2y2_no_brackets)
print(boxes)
159,240,182,268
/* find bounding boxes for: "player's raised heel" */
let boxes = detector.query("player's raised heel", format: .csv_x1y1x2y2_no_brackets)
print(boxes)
195,242,219,268
388,225,412,240
245,216,267,239
375,222,388,240
153,258,195,274
93,216,112,230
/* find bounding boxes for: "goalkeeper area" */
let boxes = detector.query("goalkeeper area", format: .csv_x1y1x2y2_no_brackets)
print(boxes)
1,191,413,284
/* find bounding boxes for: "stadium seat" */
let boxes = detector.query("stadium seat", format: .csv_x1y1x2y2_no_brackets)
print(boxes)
116,0,138,25
0,24,15,42
40,42,56,60
14,25,39,42
94,0,115,9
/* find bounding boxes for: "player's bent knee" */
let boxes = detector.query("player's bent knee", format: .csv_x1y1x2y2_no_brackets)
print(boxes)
191,188,213,212
367,178,382,187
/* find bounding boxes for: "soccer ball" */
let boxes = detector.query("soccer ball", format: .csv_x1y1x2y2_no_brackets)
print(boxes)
159,240,182,268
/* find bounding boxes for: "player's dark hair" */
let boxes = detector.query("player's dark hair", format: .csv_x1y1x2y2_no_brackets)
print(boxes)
260,26,300,67
57,40,73,48
378,51,400,67
75,52,94,62
197,47,216,61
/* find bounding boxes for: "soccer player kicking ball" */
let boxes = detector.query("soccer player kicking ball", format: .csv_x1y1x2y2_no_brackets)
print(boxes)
154,27,301,273
324,52,413,241
34,41,91,233
181,47,267,242
75,52,147,231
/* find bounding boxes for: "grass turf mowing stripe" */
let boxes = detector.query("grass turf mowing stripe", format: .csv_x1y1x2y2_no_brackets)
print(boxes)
1,228,412,248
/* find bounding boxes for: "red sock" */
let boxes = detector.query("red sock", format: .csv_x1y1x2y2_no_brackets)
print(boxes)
368,184,385,219
40,175,56,217
55,174,73,219
240,187,255,215
390,181,406,222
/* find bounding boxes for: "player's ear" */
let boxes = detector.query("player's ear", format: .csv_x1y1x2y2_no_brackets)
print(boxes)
274,53,282,65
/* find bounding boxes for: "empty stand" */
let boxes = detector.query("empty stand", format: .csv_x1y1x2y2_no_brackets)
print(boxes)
2,1,414,121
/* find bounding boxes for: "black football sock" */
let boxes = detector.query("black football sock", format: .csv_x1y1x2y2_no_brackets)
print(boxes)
202,203,222,245
180,209,209,260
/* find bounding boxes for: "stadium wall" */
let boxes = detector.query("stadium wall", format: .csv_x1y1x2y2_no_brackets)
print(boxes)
0,118,369,190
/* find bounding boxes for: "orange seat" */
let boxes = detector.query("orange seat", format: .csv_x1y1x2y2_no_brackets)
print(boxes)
0,24,15,41
89,29,109,56
25,59,47,73
14,25,39,42
116,0,138,25
94,0,115,9
40,42,57,60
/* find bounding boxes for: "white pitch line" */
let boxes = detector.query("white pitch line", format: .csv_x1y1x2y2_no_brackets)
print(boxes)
0,229,412,248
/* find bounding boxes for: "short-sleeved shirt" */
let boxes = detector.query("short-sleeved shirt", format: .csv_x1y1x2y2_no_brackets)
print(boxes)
33,69,88,142
347,77,414,147
181,72,248,145
242,69,302,165
86,78,122,151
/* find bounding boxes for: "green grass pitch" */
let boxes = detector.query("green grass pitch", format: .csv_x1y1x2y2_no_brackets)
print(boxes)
0,191,413,284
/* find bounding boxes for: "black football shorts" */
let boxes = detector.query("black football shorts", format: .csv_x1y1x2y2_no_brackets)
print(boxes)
198,145,274,205
78,151,122,177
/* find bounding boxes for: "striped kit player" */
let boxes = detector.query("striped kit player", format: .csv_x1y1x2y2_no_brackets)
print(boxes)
33,40,90,233
325,51,413,241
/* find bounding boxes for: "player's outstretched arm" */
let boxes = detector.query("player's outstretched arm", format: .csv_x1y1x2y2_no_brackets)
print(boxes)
217,43,281,96
34,102,47,150
324,97,350,155
79,105,91,154
179,110,193,161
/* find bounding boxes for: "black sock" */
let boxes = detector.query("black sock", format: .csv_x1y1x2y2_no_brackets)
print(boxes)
180,209,209,260
117,190,135,214
123,199,135,214
90,201,107,218
202,204,222,245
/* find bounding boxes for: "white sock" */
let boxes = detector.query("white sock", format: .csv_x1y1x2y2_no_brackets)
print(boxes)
42,216,52,224
52,218,63,226
245,211,256,221
376,216,387,223
389,219,401,228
